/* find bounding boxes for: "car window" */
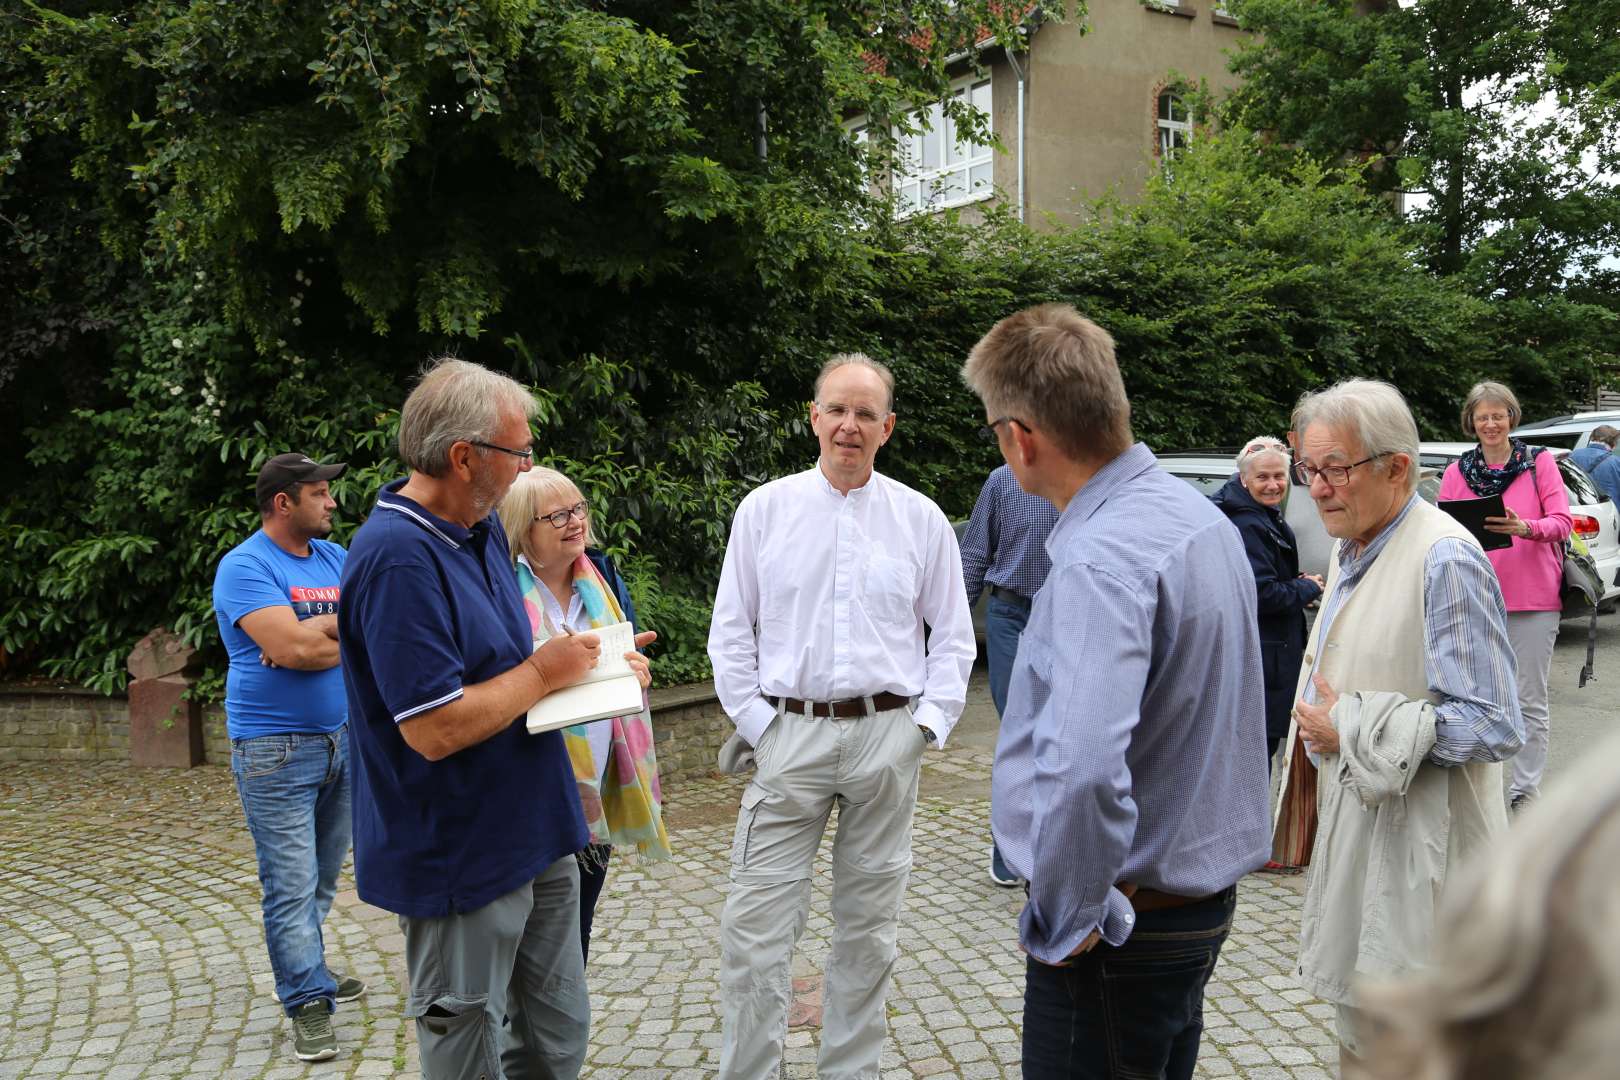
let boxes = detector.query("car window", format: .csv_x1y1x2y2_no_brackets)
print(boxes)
1167,471,1227,495
1527,432,1583,450
1561,458,1605,504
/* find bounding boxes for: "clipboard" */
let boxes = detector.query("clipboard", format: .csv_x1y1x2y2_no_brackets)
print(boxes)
1437,494,1512,551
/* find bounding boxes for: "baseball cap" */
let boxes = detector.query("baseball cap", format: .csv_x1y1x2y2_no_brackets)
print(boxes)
256,452,348,506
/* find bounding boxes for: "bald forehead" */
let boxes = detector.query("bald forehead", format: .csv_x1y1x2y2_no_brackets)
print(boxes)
819,364,892,411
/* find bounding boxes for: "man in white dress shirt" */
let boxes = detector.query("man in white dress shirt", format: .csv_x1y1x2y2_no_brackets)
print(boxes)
708,353,977,1080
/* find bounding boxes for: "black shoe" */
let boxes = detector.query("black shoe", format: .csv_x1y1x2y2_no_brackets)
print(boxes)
989,846,1023,887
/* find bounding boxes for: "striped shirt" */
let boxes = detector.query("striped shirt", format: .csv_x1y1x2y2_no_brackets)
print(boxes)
958,465,1061,604
1305,494,1523,766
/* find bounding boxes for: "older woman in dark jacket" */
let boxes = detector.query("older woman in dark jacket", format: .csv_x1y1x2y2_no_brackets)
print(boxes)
1210,437,1324,768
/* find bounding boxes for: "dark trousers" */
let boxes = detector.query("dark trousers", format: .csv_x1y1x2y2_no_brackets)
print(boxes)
1022,886,1236,1080
578,845,611,965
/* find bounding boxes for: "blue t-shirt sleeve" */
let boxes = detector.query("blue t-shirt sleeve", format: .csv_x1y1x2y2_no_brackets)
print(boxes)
213,551,291,631
355,562,471,723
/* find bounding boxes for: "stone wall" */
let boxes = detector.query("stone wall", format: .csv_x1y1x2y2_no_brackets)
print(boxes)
0,681,726,784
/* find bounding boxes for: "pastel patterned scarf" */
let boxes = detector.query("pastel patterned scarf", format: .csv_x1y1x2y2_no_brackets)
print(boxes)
516,553,670,860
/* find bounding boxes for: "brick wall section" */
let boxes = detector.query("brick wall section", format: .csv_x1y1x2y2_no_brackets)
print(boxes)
0,681,728,784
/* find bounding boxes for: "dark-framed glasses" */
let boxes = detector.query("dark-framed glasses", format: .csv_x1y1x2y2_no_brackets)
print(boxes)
536,501,589,529
978,416,1028,444
1291,453,1390,487
470,440,534,462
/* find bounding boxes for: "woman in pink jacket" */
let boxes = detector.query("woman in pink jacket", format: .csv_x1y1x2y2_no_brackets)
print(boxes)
1439,381,1571,812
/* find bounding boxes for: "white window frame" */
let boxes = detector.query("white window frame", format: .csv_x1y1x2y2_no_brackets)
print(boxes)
892,76,994,217
1157,90,1192,159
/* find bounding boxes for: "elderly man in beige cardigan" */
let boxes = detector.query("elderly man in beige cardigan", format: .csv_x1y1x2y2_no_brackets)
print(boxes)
1280,379,1522,1068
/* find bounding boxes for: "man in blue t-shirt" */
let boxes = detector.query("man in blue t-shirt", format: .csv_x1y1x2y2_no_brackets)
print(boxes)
340,359,650,1079
213,452,357,1063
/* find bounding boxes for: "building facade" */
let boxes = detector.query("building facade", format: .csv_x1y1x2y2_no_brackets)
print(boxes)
860,0,1249,228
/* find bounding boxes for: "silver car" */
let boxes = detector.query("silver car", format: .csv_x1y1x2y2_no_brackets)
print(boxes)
1513,410,1620,451
1155,448,1444,581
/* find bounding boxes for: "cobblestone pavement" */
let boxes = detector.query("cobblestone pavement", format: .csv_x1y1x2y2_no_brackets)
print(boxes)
0,745,1335,1080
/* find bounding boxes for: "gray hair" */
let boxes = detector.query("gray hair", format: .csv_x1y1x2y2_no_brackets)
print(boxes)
1459,381,1522,437
814,352,895,413
1291,379,1420,494
497,468,598,567
397,358,539,477
1236,436,1290,478
1588,424,1619,449
1352,733,1620,1079
960,303,1132,463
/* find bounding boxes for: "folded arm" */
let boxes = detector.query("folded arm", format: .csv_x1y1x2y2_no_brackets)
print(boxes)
238,607,340,670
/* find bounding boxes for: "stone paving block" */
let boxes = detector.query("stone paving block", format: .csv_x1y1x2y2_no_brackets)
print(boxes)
3,757,1343,1079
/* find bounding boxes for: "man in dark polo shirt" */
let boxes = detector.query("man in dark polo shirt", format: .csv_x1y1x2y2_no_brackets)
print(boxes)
340,358,628,1078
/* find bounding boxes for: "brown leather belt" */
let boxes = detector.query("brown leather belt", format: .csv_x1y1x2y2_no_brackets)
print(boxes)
1128,887,1212,913
767,692,911,718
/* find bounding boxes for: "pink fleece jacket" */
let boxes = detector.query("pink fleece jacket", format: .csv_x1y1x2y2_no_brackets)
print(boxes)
1439,451,1572,612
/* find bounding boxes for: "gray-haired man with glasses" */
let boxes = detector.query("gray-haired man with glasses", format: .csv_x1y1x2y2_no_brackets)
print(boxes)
1279,378,1521,1069
339,358,613,1079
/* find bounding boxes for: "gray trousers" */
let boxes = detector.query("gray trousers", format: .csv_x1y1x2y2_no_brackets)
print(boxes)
399,856,589,1080
1506,609,1561,800
719,704,926,1080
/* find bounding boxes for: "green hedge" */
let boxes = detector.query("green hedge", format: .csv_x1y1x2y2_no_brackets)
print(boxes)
4,127,1606,694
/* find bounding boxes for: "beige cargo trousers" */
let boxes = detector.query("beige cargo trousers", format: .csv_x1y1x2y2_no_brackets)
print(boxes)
718,700,927,1079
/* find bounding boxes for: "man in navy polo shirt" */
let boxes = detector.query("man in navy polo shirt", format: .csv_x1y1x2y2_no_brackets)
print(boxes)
213,452,357,1063
340,359,635,1079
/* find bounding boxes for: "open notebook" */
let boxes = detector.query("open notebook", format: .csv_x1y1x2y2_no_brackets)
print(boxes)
525,621,643,734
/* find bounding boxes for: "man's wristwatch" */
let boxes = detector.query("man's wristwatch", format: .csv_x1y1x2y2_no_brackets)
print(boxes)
918,725,937,745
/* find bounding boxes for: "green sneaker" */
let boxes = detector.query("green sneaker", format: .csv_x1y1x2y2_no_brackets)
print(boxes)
291,1000,338,1062
333,972,366,1003
272,971,365,1004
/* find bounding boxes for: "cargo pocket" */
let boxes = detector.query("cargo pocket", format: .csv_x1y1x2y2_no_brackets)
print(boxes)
730,785,769,871
408,993,496,1080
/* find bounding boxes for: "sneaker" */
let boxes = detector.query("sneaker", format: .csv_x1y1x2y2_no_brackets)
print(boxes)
290,1000,338,1062
1510,793,1536,815
989,845,1022,887
333,972,366,1004
273,971,365,1004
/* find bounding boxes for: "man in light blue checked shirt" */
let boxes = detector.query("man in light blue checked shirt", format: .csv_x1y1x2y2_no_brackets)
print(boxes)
962,304,1271,1080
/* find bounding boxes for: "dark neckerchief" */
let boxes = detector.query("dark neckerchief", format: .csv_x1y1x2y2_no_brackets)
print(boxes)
1458,437,1540,498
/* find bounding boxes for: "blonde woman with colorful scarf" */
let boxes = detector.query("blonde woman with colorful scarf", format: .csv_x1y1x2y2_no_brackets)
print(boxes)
498,468,671,963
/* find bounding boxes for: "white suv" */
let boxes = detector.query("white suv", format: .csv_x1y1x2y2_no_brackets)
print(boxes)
1513,410,1620,451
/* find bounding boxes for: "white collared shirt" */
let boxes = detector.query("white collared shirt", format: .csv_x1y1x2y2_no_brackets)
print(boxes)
707,464,976,747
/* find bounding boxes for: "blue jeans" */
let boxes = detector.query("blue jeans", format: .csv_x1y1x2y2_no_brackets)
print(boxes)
231,727,352,1016
1022,886,1236,1080
985,592,1032,716
987,593,1031,874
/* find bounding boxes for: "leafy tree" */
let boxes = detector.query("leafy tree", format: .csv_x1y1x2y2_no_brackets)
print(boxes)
0,0,1032,689
1221,0,1620,294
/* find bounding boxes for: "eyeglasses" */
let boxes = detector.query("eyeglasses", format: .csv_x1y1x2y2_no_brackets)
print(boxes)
535,501,589,529
978,416,1029,444
1291,453,1390,487
470,440,534,462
